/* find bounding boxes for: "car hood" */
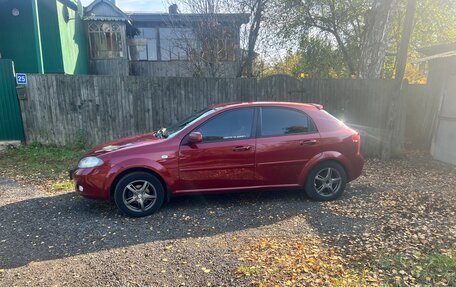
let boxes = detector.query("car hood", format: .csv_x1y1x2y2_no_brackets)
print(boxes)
86,132,163,156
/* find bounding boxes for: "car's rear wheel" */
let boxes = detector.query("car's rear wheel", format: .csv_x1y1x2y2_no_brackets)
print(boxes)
305,161,347,201
114,172,164,217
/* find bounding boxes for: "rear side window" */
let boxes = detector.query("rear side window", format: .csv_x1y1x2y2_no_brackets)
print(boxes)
260,107,314,137
195,108,255,142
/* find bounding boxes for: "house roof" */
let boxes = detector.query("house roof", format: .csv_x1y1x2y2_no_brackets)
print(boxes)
83,0,249,24
417,42,456,56
127,12,250,25
413,51,456,63
84,0,129,21
414,42,456,63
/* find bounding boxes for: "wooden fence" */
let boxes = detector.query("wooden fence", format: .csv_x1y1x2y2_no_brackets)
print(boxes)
404,84,440,149
20,74,405,157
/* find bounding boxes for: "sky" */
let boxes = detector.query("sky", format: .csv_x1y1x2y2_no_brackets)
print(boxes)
80,0,168,12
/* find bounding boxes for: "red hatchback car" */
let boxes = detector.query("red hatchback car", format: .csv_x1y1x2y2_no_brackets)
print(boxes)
72,102,363,217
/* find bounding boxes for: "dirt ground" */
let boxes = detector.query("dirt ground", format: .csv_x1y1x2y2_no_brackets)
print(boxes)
0,152,455,286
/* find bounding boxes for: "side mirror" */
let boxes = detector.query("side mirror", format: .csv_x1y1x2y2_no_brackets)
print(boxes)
188,131,203,143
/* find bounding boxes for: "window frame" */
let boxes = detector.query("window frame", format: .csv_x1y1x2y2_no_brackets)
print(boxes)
257,106,318,138
87,22,126,59
159,27,195,61
182,107,258,145
129,27,158,61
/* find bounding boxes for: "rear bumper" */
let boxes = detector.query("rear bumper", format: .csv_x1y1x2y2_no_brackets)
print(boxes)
348,154,364,182
71,167,110,200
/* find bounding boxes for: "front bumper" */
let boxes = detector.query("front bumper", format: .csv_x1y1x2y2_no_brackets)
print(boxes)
70,166,110,200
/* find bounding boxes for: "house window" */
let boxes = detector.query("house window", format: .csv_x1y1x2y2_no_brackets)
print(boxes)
88,22,125,59
133,28,158,61
216,39,236,61
159,28,195,61
200,28,236,62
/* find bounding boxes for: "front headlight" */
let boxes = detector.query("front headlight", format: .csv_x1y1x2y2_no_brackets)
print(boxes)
78,156,104,169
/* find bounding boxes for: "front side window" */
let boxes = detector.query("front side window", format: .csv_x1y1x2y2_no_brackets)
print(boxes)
195,108,255,142
88,22,125,59
260,107,313,137
161,108,214,139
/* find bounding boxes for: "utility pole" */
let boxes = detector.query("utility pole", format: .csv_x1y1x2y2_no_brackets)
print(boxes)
395,0,417,81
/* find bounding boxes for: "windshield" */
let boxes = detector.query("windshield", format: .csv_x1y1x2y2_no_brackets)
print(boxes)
156,108,215,139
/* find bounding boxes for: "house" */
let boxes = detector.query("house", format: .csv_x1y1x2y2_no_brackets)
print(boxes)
83,0,250,77
0,0,88,74
416,42,456,165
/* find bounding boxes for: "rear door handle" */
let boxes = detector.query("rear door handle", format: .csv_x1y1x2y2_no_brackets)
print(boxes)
232,145,252,151
300,139,317,145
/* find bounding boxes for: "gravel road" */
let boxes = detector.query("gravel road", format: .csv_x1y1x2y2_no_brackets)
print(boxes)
0,154,454,286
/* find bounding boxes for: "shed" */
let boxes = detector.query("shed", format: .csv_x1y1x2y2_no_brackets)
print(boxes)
416,43,456,165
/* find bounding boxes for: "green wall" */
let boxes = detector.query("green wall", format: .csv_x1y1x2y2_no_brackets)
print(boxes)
39,0,65,73
0,0,40,73
56,0,88,74
0,0,88,74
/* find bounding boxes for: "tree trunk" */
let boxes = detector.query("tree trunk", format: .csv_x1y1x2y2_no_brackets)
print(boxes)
333,29,356,76
239,0,264,77
395,0,417,81
358,0,398,79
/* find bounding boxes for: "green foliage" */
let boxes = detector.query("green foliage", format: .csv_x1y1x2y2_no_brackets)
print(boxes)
272,0,369,76
267,0,456,80
0,143,85,183
263,36,349,78
383,0,456,82
377,251,456,286
73,129,89,150
294,36,348,78
410,0,456,50
51,180,75,192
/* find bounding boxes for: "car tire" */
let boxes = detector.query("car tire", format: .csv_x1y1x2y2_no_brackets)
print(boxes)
305,161,347,201
114,171,165,217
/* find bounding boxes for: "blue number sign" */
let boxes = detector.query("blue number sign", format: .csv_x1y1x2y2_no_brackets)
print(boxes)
16,73,27,85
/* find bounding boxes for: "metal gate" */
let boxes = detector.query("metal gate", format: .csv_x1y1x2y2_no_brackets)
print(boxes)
0,59,25,141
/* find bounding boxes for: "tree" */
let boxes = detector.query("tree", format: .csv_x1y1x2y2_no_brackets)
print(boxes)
293,36,346,78
169,0,241,77
237,0,269,77
358,0,398,79
394,0,416,81
273,0,369,77
383,0,456,82
171,0,269,77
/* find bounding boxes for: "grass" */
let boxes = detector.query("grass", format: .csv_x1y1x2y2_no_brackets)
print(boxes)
0,143,86,189
377,250,456,286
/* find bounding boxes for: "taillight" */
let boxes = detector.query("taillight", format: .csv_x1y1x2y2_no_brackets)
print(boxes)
352,132,361,155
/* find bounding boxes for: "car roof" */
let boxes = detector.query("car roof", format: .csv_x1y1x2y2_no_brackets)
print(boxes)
210,101,323,110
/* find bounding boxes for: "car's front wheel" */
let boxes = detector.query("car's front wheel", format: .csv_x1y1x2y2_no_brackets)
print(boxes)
305,161,347,201
114,171,165,217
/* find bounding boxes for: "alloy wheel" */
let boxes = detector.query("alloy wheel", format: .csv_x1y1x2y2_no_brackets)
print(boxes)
313,167,342,196
122,180,157,212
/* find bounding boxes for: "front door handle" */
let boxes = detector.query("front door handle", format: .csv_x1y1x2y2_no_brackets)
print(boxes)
300,139,317,145
232,145,252,152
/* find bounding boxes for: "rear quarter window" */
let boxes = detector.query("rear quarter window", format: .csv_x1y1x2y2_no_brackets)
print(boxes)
314,110,349,132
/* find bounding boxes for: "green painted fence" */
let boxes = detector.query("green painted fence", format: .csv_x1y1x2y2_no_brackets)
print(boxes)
0,59,25,141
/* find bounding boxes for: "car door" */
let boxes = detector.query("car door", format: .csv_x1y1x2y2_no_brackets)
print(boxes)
177,108,257,192
255,107,321,186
